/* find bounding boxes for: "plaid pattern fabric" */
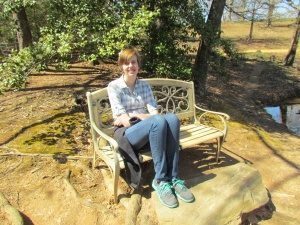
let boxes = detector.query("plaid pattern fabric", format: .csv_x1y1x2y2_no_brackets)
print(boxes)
108,76,158,118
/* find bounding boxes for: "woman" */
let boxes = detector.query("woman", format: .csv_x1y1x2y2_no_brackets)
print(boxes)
107,48,195,208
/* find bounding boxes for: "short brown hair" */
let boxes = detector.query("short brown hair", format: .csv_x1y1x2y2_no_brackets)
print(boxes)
118,48,141,67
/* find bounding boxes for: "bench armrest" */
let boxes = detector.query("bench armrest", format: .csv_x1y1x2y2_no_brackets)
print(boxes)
90,121,119,156
194,104,230,139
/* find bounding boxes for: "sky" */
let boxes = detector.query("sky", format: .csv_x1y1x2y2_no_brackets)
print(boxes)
275,1,299,18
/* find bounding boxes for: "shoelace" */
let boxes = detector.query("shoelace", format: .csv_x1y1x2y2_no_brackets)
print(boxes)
173,179,186,190
159,182,173,196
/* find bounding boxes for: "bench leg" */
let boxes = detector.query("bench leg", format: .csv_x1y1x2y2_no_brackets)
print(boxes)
113,167,120,204
216,137,221,163
92,148,96,169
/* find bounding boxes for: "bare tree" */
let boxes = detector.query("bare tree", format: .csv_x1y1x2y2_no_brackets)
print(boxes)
247,0,269,41
284,0,300,66
248,0,257,40
234,0,248,21
265,0,284,27
266,0,276,26
240,0,247,20
228,0,235,20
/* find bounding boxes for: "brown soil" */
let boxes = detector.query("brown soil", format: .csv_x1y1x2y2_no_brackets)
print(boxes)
0,60,299,225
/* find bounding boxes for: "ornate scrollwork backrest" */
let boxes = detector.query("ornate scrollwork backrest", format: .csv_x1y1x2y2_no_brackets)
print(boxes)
151,85,190,114
92,96,114,129
92,83,191,130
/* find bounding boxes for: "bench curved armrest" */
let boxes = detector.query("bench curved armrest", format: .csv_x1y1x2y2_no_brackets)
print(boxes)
194,104,230,139
91,121,118,150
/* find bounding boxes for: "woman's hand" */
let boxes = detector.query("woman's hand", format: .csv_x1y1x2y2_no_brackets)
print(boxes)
113,118,123,127
116,114,131,128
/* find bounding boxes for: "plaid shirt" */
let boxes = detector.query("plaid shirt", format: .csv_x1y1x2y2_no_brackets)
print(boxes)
108,75,158,118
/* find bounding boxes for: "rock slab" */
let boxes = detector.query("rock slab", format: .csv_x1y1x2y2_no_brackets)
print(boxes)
152,163,270,225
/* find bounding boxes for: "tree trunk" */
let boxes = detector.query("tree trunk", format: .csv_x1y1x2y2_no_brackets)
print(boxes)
228,0,234,21
193,0,226,96
284,11,300,66
12,7,33,50
266,1,275,27
248,9,255,41
240,0,247,21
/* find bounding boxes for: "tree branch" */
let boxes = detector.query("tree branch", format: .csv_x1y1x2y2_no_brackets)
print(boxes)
63,169,115,217
285,0,300,10
0,192,24,225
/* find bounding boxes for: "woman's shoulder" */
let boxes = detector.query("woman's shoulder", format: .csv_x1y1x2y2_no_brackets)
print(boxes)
137,79,151,87
108,79,117,87
108,76,123,88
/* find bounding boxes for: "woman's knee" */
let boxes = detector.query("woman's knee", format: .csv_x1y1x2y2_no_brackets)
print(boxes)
151,114,179,127
151,114,167,125
164,113,180,124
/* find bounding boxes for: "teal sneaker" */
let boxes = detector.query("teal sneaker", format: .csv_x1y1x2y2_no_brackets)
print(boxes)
172,178,195,203
152,180,179,208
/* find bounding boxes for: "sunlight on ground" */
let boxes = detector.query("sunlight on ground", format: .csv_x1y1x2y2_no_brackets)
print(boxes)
7,111,87,155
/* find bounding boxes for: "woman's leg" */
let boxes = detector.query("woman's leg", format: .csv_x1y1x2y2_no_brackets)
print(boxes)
125,114,179,181
160,114,195,203
126,114,194,207
162,113,180,179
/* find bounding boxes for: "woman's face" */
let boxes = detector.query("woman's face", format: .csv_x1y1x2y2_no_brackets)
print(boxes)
122,54,139,78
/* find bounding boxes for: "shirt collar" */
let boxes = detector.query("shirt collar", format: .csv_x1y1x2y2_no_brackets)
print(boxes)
118,75,139,89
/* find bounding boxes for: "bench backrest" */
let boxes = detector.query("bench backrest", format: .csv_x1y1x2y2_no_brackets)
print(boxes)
86,78,195,136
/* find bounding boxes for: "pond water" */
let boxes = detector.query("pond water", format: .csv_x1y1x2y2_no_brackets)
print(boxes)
264,98,300,135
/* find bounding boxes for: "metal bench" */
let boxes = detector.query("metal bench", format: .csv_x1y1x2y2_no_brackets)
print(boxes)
86,78,230,203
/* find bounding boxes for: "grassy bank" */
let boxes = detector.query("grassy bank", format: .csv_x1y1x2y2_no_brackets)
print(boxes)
222,19,299,64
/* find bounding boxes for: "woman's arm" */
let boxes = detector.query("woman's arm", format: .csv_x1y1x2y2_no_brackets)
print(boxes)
116,110,159,128
129,110,158,120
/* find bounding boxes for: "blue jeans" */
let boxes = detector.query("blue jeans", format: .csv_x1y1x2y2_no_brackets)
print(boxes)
125,113,180,182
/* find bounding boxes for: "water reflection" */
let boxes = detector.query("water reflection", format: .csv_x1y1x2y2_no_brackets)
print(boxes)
264,102,300,135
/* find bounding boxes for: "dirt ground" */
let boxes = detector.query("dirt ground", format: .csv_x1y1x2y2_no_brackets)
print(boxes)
0,59,299,225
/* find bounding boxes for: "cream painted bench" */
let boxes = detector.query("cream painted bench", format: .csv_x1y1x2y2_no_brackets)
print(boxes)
86,78,230,203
